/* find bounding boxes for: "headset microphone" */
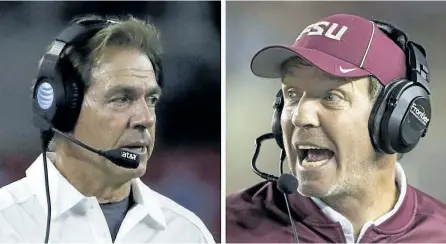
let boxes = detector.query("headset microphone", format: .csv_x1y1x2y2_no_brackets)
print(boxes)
277,173,299,243
251,133,300,243
35,115,140,169
51,126,140,169
30,17,149,243
277,174,299,194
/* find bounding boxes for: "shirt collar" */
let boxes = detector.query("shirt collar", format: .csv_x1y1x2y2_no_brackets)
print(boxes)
310,162,408,227
26,153,86,220
130,178,167,229
26,153,167,229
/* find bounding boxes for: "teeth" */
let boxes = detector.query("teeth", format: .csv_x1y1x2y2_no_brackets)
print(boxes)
298,145,326,150
124,147,145,153
301,158,329,168
302,161,324,167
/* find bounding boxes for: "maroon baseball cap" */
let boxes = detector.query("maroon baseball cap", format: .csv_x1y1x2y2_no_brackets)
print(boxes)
251,14,407,85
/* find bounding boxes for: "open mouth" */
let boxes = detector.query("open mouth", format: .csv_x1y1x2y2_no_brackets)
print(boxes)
298,146,335,168
121,146,147,154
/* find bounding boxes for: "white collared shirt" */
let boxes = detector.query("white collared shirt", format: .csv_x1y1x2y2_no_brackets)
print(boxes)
310,163,407,243
0,153,215,243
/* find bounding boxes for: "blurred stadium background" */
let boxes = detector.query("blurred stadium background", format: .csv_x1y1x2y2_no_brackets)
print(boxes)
0,1,221,241
226,1,446,205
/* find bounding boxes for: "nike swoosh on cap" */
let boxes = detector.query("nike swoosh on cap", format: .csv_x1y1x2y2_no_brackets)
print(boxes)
339,66,358,73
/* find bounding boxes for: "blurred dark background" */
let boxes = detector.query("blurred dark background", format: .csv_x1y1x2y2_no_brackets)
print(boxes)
0,1,221,241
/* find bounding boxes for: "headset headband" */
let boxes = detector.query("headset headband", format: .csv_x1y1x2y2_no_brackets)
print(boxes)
33,18,118,133
38,18,116,87
407,41,430,94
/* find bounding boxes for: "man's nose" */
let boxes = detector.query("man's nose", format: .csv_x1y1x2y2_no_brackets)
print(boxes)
129,98,155,130
291,97,320,130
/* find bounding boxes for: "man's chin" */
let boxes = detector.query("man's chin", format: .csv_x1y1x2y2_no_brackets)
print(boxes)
107,160,147,179
124,163,147,177
297,184,332,198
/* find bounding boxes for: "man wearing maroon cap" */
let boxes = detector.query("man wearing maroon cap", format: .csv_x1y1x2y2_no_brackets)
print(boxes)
226,14,446,243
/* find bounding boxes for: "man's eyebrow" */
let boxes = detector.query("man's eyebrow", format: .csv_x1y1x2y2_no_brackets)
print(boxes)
105,85,162,97
281,69,354,94
148,86,162,96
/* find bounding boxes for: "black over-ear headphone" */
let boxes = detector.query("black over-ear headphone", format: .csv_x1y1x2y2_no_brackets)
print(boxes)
271,22,432,155
32,18,118,135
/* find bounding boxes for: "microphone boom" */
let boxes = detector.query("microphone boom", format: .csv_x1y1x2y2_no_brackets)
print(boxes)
51,127,140,169
251,133,300,243
251,133,279,182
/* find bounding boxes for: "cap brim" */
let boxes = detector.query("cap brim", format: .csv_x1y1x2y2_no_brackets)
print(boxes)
250,45,371,79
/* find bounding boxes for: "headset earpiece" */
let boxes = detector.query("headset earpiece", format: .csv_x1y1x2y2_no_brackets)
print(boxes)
32,18,115,133
368,41,431,154
368,78,397,154
369,79,426,154
272,90,284,149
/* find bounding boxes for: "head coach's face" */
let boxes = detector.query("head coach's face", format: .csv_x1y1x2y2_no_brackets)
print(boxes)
251,14,407,198
58,19,162,180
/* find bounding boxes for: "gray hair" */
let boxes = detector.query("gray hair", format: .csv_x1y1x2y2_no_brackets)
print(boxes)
67,15,163,91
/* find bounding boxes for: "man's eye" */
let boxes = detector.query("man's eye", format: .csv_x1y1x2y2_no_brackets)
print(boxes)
112,96,129,104
287,91,297,98
146,96,159,106
286,89,302,99
323,92,342,102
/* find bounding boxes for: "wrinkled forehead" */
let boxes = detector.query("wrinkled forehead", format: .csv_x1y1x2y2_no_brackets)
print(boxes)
89,46,158,89
93,46,155,77
90,67,159,93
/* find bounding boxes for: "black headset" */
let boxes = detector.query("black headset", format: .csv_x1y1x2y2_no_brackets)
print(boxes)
32,16,163,137
32,18,117,136
33,17,166,242
271,21,432,155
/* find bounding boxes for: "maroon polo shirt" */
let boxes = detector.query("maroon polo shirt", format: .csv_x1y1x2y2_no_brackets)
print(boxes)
226,181,446,243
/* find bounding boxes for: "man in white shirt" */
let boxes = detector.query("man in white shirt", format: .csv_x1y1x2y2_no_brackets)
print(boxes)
0,15,215,243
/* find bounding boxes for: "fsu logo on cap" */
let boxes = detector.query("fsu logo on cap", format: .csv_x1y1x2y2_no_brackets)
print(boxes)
296,21,348,41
